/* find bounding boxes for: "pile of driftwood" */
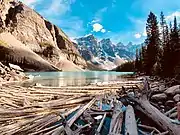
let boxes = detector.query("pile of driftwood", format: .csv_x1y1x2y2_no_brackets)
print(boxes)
0,81,140,135
122,78,180,135
0,79,180,135
0,84,97,134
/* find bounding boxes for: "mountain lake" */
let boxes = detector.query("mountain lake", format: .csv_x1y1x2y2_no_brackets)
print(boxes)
23,71,135,87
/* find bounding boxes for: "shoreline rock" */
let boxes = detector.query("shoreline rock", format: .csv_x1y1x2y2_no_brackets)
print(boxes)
151,93,167,101
164,85,180,96
0,62,27,83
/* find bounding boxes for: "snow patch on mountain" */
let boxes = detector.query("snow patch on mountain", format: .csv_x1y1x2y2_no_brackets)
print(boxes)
75,35,142,70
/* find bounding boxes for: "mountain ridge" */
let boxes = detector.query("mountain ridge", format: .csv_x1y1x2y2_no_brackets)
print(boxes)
75,34,142,70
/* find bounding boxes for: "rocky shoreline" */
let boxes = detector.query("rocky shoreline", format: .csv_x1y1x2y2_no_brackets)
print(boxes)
144,77,180,120
0,62,28,84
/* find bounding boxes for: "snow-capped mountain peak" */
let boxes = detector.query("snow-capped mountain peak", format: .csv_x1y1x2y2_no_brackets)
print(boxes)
75,34,142,70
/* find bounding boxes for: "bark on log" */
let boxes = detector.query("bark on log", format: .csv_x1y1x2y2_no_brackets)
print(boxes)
131,95,180,135
125,105,138,135
67,98,96,127
109,101,123,134
127,77,180,135
96,113,106,134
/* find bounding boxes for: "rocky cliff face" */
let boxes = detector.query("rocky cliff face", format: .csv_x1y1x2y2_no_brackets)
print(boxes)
99,38,115,58
76,35,140,62
0,0,87,71
75,34,141,70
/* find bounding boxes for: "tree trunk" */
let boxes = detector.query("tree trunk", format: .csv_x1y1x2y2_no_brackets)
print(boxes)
131,95,180,135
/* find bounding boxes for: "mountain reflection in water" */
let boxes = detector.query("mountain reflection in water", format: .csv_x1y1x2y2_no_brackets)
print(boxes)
24,71,134,87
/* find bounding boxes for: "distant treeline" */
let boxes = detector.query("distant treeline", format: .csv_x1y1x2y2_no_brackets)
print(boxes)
117,11,180,78
113,61,135,72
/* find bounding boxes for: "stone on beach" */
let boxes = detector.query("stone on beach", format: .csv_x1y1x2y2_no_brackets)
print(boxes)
151,93,167,101
165,85,180,96
0,67,6,75
159,85,166,92
173,94,180,102
151,87,159,92
165,100,175,107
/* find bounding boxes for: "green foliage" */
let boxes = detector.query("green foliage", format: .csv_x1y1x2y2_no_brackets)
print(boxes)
144,12,161,75
39,42,52,48
0,40,8,47
135,11,180,78
115,61,135,72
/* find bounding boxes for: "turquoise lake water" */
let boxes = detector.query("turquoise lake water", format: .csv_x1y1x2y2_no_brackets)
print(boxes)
25,71,134,87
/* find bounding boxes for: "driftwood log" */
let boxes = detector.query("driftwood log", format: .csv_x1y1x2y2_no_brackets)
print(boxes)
125,105,138,135
128,78,180,135
109,100,124,134
96,112,106,134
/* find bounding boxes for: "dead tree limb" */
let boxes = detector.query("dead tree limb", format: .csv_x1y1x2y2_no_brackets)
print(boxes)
128,78,180,135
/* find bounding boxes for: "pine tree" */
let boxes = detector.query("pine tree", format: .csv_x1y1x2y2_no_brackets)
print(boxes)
141,45,147,73
160,12,166,45
144,12,160,75
172,17,180,75
159,12,170,77
135,49,139,71
139,48,143,72
162,24,171,77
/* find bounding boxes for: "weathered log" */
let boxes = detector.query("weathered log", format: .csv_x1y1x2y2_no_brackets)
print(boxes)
67,98,96,127
125,105,138,135
96,113,106,134
138,124,161,134
128,77,180,135
132,96,180,135
109,100,123,134
165,106,177,116
30,123,62,135
51,126,65,135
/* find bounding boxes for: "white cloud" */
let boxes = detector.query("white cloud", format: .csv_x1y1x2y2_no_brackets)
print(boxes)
20,0,36,5
101,29,106,33
166,11,180,22
134,33,142,39
93,23,103,32
49,16,84,38
128,16,147,39
91,23,108,33
40,0,76,17
91,19,100,23
93,7,108,22
20,0,41,8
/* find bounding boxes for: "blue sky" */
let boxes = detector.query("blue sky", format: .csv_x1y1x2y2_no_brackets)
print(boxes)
21,0,180,44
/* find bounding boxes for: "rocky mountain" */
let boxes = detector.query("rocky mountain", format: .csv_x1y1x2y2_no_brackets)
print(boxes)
75,34,142,70
0,0,87,71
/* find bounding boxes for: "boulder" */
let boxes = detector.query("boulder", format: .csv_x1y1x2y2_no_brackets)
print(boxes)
0,77,3,82
165,100,175,107
158,102,163,105
151,87,159,92
173,94,180,102
9,63,23,71
159,85,166,92
165,85,180,96
0,67,6,75
160,105,165,109
151,93,167,101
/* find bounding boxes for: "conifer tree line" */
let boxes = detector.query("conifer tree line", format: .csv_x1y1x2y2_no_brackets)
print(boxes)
135,11,180,78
